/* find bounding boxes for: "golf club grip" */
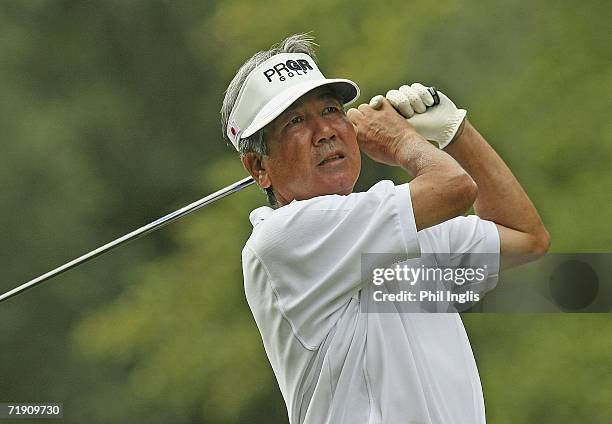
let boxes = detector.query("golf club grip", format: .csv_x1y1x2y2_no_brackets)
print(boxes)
428,87,441,106
370,86,440,109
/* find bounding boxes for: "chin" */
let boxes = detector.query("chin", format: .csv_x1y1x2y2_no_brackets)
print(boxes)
334,184,354,196
323,177,357,196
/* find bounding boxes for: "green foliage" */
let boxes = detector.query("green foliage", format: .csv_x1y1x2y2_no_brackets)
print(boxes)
464,314,612,424
1,0,610,423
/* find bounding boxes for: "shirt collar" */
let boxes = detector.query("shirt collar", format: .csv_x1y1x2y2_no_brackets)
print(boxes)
249,198,302,227
249,206,274,227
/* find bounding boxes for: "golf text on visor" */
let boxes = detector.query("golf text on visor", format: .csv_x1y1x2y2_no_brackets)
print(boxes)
227,52,360,150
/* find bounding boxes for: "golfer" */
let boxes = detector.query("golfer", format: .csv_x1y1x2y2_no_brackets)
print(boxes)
221,34,549,424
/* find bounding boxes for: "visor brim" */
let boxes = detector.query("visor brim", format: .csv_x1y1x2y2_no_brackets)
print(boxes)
240,78,359,139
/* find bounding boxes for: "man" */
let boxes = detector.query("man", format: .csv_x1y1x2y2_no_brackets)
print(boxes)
221,34,549,423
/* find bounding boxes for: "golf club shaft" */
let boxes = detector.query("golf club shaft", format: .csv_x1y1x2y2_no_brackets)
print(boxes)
0,176,256,303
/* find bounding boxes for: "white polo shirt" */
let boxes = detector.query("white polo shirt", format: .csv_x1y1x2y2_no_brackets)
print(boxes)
242,180,500,424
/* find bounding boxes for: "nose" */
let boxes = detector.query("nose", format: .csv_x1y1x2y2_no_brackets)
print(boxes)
312,116,336,145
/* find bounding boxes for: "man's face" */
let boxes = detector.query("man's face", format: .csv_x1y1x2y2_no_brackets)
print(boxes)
258,87,361,205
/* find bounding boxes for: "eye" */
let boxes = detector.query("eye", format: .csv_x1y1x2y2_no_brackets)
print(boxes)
286,115,304,127
323,105,340,114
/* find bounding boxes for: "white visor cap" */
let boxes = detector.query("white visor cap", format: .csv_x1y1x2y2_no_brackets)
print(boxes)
227,52,360,150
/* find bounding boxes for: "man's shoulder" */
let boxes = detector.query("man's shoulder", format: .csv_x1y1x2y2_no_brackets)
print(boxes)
244,179,411,257
252,180,398,222
248,179,396,230
244,197,343,257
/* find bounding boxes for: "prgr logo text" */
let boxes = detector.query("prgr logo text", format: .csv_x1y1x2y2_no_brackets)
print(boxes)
263,59,314,82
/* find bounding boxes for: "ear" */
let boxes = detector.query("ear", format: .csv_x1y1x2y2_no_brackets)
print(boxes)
241,153,272,189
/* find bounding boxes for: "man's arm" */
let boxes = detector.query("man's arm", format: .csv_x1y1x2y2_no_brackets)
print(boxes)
378,83,550,268
445,121,551,268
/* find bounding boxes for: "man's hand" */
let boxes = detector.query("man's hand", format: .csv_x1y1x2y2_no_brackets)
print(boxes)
373,83,467,149
346,99,427,168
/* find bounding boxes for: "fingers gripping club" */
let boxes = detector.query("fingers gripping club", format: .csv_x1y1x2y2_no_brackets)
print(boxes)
369,86,440,110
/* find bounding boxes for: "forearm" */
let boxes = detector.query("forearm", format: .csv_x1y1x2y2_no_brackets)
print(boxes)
398,132,478,231
445,121,549,245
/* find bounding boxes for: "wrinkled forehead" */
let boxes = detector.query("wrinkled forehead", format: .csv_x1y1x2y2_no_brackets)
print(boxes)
279,86,343,115
263,87,343,136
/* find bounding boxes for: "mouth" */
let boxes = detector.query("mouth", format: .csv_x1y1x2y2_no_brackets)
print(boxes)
318,152,345,166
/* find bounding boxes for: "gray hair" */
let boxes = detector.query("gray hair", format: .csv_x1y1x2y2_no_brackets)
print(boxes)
220,33,319,207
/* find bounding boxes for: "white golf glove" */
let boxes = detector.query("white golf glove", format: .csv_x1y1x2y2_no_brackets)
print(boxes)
369,83,466,149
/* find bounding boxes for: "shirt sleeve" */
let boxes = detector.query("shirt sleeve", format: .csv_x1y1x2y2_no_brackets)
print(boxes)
245,180,420,349
417,215,501,297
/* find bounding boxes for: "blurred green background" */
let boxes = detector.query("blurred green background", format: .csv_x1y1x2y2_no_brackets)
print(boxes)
1,0,610,423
